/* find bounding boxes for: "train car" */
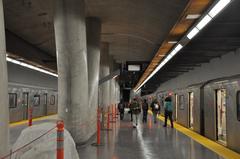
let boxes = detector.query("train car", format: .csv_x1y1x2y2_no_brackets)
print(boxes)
7,62,58,123
203,75,240,152
8,83,58,123
152,74,240,153
173,84,204,134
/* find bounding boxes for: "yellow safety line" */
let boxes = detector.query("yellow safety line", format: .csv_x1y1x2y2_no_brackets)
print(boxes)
148,111,240,159
10,114,57,127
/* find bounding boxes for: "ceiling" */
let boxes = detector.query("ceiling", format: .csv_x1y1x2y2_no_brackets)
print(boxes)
3,0,189,69
142,0,240,94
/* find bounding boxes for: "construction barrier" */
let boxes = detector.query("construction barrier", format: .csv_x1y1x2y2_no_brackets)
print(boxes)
0,124,56,159
92,108,104,146
57,121,64,159
107,106,110,129
110,105,116,123
28,107,33,126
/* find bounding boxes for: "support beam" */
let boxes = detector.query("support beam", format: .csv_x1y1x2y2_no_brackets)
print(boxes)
99,69,120,85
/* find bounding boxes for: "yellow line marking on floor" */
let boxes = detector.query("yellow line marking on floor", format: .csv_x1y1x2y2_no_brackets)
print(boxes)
148,111,240,159
10,114,58,127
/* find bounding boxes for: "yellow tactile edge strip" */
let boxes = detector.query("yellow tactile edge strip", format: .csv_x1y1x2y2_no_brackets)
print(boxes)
148,111,240,159
10,114,58,127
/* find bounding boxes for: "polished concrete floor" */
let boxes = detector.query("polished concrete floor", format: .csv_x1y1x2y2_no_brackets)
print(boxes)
10,114,224,159
77,114,224,159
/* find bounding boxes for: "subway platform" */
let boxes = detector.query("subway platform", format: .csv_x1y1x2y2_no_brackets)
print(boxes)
10,113,240,159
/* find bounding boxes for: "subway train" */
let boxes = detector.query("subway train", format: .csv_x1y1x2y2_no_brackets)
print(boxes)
7,62,58,123
8,83,58,123
146,74,240,153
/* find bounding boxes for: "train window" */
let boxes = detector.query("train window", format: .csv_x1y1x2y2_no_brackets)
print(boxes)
33,95,40,106
9,93,17,108
50,95,55,105
179,95,184,110
237,91,240,121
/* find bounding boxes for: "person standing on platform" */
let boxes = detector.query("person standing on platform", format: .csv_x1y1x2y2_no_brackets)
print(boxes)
151,99,160,124
118,99,125,120
142,99,149,123
163,96,174,128
131,98,141,128
129,102,133,121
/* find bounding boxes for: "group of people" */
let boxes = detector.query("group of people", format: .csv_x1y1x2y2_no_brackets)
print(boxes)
118,96,174,128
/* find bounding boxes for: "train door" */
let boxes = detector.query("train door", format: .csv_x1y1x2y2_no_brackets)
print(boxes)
22,92,29,120
175,94,178,121
216,89,227,145
43,93,48,115
189,92,194,129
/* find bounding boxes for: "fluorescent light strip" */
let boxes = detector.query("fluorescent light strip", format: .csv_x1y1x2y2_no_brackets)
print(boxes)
135,44,183,92
187,27,199,39
209,0,231,18
196,14,212,30
175,44,183,52
134,0,233,92
6,57,58,77
113,75,118,79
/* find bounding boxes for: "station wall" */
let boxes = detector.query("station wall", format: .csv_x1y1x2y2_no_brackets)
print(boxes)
156,48,240,91
7,62,58,90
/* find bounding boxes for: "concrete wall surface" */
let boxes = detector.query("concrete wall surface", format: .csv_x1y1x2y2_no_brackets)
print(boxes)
156,48,240,91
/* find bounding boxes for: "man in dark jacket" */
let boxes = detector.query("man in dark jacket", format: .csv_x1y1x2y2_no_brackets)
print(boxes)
151,99,160,123
142,99,148,123
118,99,125,120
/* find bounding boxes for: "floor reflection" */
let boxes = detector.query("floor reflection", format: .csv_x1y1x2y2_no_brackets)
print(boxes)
77,114,223,159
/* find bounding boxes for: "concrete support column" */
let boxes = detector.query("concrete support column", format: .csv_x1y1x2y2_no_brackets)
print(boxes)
99,43,110,128
109,56,116,106
115,81,120,103
100,43,110,109
54,0,89,143
110,79,116,105
0,0,9,156
86,17,101,136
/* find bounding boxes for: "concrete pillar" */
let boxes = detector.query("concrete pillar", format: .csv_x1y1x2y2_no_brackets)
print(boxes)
115,81,120,103
110,79,116,105
109,56,116,106
100,43,110,109
0,0,9,156
54,0,89,143
99,43,110,128
115,81,121,103
86,17,101,136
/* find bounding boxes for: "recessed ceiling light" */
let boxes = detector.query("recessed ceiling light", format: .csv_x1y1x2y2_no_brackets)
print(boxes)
186,14,201,20
168,41,178,44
